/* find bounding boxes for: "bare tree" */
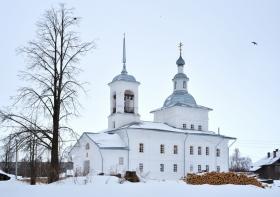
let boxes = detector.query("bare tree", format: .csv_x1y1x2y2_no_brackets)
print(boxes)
230,148,252,172
0,4,94,183
1,136,14,173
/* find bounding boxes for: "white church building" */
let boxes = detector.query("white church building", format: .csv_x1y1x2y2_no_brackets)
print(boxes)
69,37,236,180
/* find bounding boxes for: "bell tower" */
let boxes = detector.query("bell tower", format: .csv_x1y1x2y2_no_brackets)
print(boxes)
108,35,140,129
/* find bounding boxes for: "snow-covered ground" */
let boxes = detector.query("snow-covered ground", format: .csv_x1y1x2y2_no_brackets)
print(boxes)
1,173,280,197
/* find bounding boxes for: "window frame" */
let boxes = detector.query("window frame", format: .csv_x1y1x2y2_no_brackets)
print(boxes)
139,163,144,172
217,166,220,172
190,146,194,155
191,124,194,130
160,144,165,154
198,165,201,172
216,148,220,157
119,157,124,165
160,164,164,172
198,146,202,155
206,147,209,156
206,165,209,172
173,164,178,172
85,143,90,150
139,143,144,153
173,145,178,154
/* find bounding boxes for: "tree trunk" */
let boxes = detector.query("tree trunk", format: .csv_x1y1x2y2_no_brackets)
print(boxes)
49,109,60,183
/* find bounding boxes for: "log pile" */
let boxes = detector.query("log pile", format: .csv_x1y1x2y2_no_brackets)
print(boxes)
124,171,140,182
185,172,263,188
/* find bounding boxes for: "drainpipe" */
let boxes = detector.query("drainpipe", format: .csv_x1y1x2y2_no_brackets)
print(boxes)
214,138,224,171
125,128,130,170
228,139,236,171
183,133,190,176
97,148,104,173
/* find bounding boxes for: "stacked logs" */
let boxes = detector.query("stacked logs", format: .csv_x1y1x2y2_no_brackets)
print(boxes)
185,172,263,188
124,171,140,182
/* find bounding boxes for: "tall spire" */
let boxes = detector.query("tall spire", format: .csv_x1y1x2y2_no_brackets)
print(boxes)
121,33,127,74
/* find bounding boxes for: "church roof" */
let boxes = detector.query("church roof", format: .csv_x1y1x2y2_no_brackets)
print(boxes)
173,73,189,80
176,55,185,66
163,90,197,108
117,121,234,139
111,73,137,83
85,132,127,149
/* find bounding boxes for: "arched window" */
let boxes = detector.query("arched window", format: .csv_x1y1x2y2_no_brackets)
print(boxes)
112,94,116,113
124,90,134,113
174,81,177,89
85,143,90,150
216,148,221,157
183,81,186,88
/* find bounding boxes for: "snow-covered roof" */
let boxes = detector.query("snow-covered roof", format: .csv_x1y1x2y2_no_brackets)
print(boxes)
251,150,280,171
85,132,127,149
117,121,235,139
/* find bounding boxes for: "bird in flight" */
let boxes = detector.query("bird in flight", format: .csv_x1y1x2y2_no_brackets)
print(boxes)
251,41,258,46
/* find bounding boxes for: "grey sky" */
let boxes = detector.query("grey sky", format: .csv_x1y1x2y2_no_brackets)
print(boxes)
0,0,280,161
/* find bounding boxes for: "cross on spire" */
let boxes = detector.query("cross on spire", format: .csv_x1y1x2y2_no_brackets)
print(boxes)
178,42,183,56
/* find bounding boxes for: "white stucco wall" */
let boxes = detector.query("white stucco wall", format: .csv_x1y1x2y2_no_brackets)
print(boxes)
101,149,128,174
115,128,230,180
69,134,103,175
153,106,209,131
108,80,140,129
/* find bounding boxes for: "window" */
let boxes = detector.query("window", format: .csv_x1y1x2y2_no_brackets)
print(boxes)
113,121,116,128
190,146,194,155
183,81,186,88
139,143,144,153
173,145,178,154
86,153,88,158
190,165,193,172
160,144,165,154
173,164,178,172
206,147,209,156
198,146,202,155
174,81,177,89
198,165,201,172
139,163,144,172
191,124,194,130
85,143,90,150
160,164,164,172
198,125,202,131
216,148,220,157
119,157,124,165
182,124,187,129
206,165,209,172
217,166,220,172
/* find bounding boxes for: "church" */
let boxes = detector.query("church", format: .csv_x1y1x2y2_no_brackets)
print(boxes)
69,36,236,180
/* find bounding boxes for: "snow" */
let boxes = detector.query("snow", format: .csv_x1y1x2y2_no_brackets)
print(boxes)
251,151,280,171
1,175,280,197
121,121,217,135
86,132,127,148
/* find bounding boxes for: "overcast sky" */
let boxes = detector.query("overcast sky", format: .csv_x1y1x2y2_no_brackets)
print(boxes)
0,0,280,162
